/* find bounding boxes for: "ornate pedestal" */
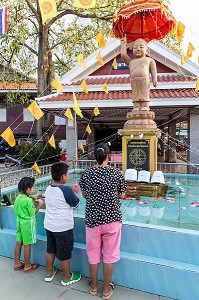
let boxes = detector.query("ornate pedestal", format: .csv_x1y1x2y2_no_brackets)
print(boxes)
119,109,158,175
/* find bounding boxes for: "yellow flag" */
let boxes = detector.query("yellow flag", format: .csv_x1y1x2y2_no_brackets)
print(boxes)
110,30,115,38
112,58,117,70
28,101,44,120
113,11,118,22
32,162,41,174
73,92,83,118
64,107,74,122
103,82,109,94
94,105,100,116
48,134,56,149
186,42,195,60
79,142,85,154
73,0,96,9
96,32,106,48
51,77,64,93
38,0,57,24
80,80,88,94
181,52,186,65
76,54,87,69
96,52,104,66
1,127,16,147
176,21,185,43
86,124,92,135
170,19,177,36
195,78,199,92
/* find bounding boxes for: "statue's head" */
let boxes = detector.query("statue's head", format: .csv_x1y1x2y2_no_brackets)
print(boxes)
132,38,148,58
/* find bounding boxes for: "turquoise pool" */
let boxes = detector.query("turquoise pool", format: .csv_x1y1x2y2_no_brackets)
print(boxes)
2,171,199,231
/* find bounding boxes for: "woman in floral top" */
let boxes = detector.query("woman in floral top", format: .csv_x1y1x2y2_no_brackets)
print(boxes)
79,143,126,300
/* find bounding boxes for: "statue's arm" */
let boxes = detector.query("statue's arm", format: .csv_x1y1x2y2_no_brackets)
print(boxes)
150,59,158,87
121,38,131,67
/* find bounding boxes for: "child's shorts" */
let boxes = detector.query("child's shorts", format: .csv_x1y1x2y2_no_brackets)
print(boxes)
46,229,74,261
86,221,122,264
16,217,36,245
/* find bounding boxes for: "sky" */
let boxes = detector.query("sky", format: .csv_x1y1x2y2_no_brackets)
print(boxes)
169,0,199,61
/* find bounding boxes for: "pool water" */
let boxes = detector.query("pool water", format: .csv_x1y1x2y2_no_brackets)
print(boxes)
3,172,199,231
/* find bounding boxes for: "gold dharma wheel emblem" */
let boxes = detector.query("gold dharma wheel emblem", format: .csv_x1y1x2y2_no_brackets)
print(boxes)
79,0,93,6
129,149,147,166
41,1,52,15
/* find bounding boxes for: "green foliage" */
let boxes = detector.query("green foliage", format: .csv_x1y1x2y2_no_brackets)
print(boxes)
4,92,30,105
18,141,61,165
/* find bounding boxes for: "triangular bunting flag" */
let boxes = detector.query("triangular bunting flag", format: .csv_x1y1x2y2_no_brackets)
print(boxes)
64,107,74,122
96,52,104,66
51,77,64,93
96,32,106,48
80,80,88,94
160,3,164,18
181,52,186,65
86,124,92,135
73,92,83,118
170,19,177,36
75,54,87,69
176,21,185,43
73,0,96,9
195,78,199,92
28,101,44,120
112,58,117,70
94,105,100,116
79,142,85,154
113,11,118,22
186,42,195,60
1,127,16,147
38,0,57,24
110,30,115,38
103,82,109,94
32,162,41,174
48,134,56,149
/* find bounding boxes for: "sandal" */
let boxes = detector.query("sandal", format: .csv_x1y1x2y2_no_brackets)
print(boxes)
102,282,115,300
88,279,97,296
24,263,39,273
14,262,25,271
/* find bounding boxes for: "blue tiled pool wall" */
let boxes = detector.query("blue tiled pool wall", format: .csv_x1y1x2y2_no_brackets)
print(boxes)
1,206,199,299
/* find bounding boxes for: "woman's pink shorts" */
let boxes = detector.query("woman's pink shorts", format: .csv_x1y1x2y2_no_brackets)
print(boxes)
86,221,122,264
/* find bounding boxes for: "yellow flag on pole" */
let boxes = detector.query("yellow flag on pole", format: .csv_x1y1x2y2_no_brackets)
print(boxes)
38,0,57,24
186,42,195,60
51,77,64,93
94,105,100,116
73,92,83,118
73,0,96,9
32,162,41,174
195,78,199,92
64,108,74,122
170,19,177,36
96,52,104,66
86,124,92,135
1,127,16,147
112,58,117,70
80,80,88,94
96,32,106,48
75,54,87,69
79,142,85,154
103,82,109,94
176,21,185,43
28,101,44,120
48,134,56,149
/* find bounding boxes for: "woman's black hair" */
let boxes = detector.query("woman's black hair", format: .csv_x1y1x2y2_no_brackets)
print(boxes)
18,177,35,193
94,143,110,165
51,162,69,181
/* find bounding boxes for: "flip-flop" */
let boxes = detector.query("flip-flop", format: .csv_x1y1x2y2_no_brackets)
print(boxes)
88,279,97,296
14,262,25,271
102,282,115,300
24,263,39,273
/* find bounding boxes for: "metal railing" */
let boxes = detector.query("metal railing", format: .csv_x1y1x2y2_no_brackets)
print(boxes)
1,159,199,189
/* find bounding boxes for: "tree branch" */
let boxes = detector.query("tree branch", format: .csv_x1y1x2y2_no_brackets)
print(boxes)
24,0,40,19
23,43,38,56
53,53,68,67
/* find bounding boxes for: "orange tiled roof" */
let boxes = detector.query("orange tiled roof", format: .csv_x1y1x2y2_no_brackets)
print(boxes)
0,82,37,90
